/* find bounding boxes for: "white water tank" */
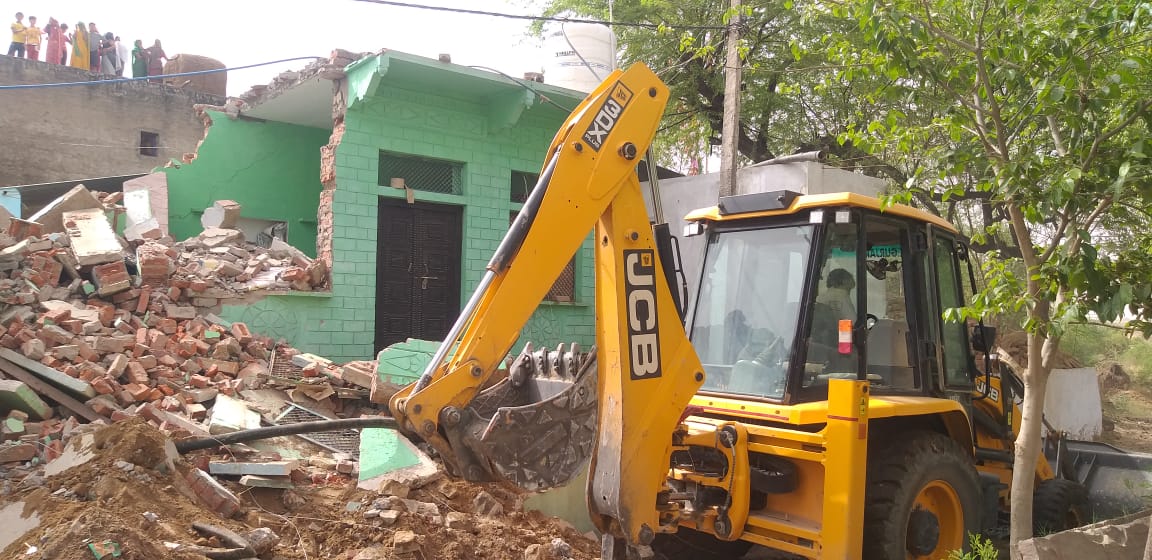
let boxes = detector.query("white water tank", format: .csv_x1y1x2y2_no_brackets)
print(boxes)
543,22,617,93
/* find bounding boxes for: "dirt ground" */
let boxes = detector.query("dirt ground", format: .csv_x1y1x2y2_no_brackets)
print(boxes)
0,419,598,560
1100,386,1152,454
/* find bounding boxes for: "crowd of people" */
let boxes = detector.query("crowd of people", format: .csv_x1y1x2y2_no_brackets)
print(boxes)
8,11,168,81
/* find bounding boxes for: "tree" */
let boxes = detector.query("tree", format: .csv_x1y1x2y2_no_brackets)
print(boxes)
820,0,1152,548
533,0,905,168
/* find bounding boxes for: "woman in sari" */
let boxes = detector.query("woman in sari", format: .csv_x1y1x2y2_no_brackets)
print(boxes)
44,18,62,65
131,40,148,78
68,21,88,71
145,40,166,83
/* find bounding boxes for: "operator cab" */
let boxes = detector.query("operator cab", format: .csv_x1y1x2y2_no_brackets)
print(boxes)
684,190,982,405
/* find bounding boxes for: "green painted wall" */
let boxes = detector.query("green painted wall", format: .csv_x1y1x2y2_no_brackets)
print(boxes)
213,58,595,363
162,112,328,256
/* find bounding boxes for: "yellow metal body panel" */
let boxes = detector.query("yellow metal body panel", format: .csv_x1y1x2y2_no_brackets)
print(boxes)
690,392,968,426
588,169,706,542
685,191,959,233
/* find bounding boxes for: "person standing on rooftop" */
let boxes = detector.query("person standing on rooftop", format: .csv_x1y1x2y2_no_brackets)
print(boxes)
8,12,26,58
24,16,40,60
87,22,100,71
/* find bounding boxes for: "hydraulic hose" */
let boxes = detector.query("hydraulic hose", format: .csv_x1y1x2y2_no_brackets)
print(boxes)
174,416,398,453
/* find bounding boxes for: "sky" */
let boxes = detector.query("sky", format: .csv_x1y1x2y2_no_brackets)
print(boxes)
19,0,557,96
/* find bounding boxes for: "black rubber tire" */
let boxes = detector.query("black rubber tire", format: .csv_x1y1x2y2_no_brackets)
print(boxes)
651,527,753,560
862,431,983,560
1032,479,1091,536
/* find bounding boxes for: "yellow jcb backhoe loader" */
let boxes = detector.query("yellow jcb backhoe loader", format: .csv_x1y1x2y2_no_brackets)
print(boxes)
387,63,1150,559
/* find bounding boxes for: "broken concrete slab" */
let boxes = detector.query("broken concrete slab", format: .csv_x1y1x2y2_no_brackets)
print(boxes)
41,300,100,323
201,200,242,230
0,348,96,398
199,228,245,248
1016,509,1149,560
124,217,163,242
209,460,298,477
0,501,41,552
28,185,104,234
0,379,53,420
356,427,440,492
208,394,261,435
44,431,97,477
62,209,123,266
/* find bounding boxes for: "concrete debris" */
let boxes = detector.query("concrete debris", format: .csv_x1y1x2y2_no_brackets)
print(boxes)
201,200,242,230
0,185,597,559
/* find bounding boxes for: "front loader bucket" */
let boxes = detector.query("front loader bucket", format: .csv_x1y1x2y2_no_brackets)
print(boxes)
1060,440,1152,518
447,343,598,492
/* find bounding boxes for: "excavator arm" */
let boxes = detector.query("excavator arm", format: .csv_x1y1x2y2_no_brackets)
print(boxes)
388,63,705,550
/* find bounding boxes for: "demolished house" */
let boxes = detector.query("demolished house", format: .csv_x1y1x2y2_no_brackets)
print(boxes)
159,49,597,365
0,186,598,558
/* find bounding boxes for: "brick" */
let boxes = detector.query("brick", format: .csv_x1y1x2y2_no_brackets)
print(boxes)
86,396,120,417
0,442,37,463
43,306,71,323
229,322,252,344
184,402,207,420
125,361,150,384
93,335,133,353
54,345,80,361
76,341,100,361
91,260,131,296
125,383,152,402
185,467,242,518
164,304,197,320
137,355,158,370
107,353,129,377
200,358,238,375
20,338,45,360
189,374,211,388
91,377,118,395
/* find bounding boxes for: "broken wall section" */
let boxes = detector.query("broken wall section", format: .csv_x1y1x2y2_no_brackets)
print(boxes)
161,111,329,256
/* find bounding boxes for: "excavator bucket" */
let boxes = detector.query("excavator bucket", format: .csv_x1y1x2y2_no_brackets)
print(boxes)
447,343,599,492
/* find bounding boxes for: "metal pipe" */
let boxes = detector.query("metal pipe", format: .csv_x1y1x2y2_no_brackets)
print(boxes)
645,149,665,224
174,416,398,453
748,150,826,167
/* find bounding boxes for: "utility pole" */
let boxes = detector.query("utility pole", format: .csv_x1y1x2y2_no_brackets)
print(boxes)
719,0,743,198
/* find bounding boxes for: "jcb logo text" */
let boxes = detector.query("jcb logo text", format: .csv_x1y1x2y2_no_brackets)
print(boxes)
624,249,662,380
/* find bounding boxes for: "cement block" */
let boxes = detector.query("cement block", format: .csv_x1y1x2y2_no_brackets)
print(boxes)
0,379,53,420
209,460,298,477
239,475,294,489
62,209,123,266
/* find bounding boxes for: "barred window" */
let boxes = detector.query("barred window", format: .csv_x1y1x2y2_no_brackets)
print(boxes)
510,212,575,302
379,151,463,195
510,171,538,203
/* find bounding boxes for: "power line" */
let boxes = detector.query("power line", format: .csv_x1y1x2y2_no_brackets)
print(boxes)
466,65,575,113
0,56,322,90
349,0,728,30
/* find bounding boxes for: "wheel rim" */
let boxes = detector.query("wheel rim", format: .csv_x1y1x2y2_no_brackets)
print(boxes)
906,480,964,559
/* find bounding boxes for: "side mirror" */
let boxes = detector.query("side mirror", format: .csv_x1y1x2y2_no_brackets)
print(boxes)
971,325,997,353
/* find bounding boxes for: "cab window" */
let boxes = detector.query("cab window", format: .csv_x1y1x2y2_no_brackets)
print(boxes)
691,225,814,400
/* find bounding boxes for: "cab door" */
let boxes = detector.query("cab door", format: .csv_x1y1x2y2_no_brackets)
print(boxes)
924,229,977,394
